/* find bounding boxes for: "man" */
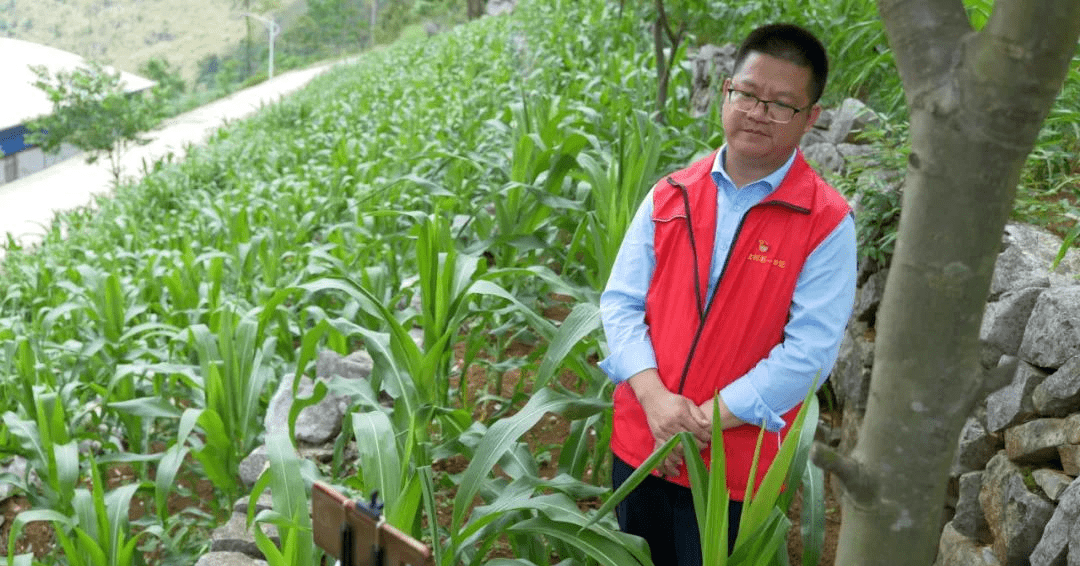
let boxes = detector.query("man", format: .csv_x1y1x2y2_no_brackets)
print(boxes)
599,23,856,565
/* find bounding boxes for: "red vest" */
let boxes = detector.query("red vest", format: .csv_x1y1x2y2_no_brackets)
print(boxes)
610,149,851,499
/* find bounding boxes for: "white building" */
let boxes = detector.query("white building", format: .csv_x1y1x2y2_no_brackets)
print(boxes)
0,38,155,185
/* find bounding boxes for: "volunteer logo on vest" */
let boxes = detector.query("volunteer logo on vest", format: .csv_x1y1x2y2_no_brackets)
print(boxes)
758,240,769,252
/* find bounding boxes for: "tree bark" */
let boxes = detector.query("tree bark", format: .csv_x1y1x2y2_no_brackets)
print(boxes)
652,0,685,124
825,2,1080,565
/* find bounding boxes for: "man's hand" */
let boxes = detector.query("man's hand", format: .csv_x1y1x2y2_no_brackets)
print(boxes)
627,369,711,477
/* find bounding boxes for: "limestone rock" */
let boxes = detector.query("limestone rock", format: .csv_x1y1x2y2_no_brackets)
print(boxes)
1061,444,1080,476
992,223,1080,297
1069,520,1080,566
1068,415,1080,444
802,143,844,176
853,269,887,324
316,349,374,381
981,288,1044,356
1019,287,1080,369
266,375,344,445
238,446,268,488
194,552,268,566
953,471,991,543
980,452,1056,565
689,43,735,117
833,321,873,411
1005,418,1069,464
210,512,279,558
1033,469,1076,501
827,98,880,144
1032,356,1080,417
953,416,1003,478
986,361,1049,432
1030,478,1080,566
935,522,1002,566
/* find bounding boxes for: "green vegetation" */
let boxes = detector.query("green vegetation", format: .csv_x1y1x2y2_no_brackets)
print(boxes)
26,61,161,184
1,0,1077,564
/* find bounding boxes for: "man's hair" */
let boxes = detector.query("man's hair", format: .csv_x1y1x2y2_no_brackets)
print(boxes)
732,23,829,105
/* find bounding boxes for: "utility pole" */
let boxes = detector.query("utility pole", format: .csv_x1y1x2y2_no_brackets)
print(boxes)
240,12,281,79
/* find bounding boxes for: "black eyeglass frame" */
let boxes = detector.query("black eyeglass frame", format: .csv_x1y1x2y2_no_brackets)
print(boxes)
724,86,811,124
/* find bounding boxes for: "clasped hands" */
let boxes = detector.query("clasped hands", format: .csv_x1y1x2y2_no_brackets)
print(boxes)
628,368,742,478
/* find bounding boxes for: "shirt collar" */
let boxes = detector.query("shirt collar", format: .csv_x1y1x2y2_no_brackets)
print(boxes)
711,146,798,192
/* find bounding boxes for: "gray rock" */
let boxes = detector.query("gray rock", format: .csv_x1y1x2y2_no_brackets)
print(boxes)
266,375,344,445
1069,520,1080,566
986,361,1049,432
210,513,279,558
935,522,1002,566
194,552,268,566
316,349,374,381
981,288,1045,356
980,452,1056,565
802,143,845,176
836,142,876,165
0,456,30,500
1061,444,1080,476
953,416,1003,478
1019,286,1080,369
409,327,425,349
485,0,515,16
953,471,991,543
689,43,736,117
1030,478,1080,566
233,492,274,516
853,269,887,324
1033,469,1076,501
1005,418,1069,464
833,321,874,411
1068,414,1080,444
238,446,268,488
993,224,1080,296
1033,356,1080,417
827,98,880,144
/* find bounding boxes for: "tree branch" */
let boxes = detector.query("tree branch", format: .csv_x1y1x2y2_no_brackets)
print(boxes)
810,442,877,506
959,0,1080,149
876,0,970,99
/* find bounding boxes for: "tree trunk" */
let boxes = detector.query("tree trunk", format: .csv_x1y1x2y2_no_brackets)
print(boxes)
370,0,377,47
467,0,486,20
651,0,685,124
818,2,1080,565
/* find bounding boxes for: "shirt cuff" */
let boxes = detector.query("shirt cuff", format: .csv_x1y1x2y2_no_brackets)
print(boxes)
720,380,787,432
598,341,658,384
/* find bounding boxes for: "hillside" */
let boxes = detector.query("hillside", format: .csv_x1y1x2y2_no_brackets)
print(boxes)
1,0,302,84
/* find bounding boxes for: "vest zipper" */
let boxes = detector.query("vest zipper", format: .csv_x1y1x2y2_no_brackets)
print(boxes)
666,176,802,396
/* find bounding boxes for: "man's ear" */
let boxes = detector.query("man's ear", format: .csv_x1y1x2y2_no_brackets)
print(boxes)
802,104,822,134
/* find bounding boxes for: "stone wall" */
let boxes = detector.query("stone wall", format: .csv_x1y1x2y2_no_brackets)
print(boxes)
834,223,1080,566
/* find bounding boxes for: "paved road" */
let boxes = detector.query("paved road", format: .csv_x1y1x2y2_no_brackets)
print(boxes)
0,61,341,254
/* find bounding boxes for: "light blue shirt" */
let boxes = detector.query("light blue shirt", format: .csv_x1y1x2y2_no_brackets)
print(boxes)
599,147,857,432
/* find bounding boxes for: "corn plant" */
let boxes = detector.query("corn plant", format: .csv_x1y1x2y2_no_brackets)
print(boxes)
590,386,824,566
247,432,317,566
6,456,157,566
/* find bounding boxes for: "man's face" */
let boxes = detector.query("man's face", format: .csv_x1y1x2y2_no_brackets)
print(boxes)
721,51,820,172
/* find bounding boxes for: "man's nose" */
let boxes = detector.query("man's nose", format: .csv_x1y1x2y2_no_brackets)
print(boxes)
747,100,770,121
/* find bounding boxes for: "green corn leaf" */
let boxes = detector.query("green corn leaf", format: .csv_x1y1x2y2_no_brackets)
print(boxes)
702,400,728,566
352,410,402,515
534,302,601,391
507,516,649,566
73,529,107,566
584,433,682,530
106,396,183,420
155,444,189,520
800,463,826,566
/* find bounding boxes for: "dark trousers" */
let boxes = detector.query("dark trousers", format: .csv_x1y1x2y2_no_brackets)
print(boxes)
612,455,742,566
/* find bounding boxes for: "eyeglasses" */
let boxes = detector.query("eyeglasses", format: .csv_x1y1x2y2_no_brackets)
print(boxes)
726,87,808,124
